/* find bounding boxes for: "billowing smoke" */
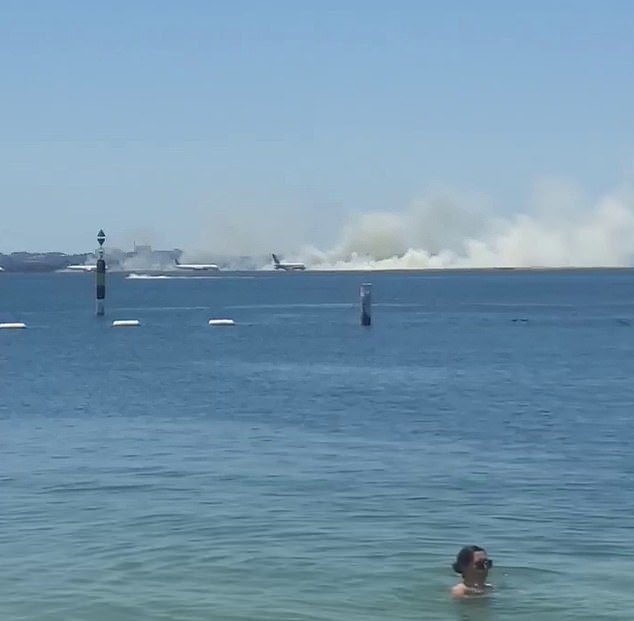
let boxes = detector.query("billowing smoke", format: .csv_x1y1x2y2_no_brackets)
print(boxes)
298,181,634,270
113,179,634,271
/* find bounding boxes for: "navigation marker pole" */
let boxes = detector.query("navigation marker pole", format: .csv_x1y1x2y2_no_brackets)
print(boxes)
360,283,372,326
96,229,106,316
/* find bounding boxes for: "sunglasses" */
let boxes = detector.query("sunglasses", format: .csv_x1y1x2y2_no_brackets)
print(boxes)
474,559,493,569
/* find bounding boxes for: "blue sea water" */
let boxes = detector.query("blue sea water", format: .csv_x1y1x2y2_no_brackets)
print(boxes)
2,269,634,620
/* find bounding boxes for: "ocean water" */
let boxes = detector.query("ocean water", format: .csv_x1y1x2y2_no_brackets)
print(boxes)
2,269,634,620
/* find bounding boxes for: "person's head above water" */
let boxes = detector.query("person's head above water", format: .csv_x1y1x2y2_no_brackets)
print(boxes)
451,545,493,598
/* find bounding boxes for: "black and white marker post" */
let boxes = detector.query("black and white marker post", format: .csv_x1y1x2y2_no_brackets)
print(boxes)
96,229,106,316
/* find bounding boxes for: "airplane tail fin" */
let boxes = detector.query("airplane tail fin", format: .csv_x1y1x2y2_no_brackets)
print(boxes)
175,258,180,265
272,253,280,265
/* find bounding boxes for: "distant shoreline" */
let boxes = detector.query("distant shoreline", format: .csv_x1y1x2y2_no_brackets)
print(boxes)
2,266,633,275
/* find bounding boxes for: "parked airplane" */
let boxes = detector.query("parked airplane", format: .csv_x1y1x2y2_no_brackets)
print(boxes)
65,264,97,272
174,259,219,271
272,253,306,271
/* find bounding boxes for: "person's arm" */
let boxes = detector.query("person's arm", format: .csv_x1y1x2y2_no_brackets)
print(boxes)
451,584,467,599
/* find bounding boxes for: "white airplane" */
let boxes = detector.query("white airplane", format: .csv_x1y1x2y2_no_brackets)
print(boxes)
65,264,97,272
272,253,306,271
174,259,219,271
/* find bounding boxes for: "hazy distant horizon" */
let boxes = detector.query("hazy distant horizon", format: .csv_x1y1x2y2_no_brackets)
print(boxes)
1,2,633,268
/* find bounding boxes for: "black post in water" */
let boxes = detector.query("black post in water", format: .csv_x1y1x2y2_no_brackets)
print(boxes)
360,283,372,326
96,229,106,316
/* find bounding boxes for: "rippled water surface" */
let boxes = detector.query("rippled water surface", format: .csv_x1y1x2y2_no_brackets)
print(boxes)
2,270,634,620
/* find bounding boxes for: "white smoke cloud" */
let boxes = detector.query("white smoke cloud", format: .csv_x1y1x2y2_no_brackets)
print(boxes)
297,180,634,270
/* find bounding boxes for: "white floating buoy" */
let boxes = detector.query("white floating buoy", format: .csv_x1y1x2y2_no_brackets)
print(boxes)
0,322,27,329
112,319,140,327
208,319,235,326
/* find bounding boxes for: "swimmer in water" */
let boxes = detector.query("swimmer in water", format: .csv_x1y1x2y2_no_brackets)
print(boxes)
450,545,493,599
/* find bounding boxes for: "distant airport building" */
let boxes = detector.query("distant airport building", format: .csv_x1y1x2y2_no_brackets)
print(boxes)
117,244,181,271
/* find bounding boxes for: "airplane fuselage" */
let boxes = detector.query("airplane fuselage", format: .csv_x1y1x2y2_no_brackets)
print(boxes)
175,263,219,271
273,263,305,271
65,264,97,272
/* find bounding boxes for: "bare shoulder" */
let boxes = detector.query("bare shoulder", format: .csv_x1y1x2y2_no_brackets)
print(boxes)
451,583,467,599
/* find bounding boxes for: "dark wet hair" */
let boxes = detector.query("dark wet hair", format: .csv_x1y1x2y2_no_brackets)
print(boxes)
452,545,485,574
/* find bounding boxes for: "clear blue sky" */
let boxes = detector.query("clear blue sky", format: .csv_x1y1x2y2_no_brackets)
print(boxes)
1,0,633,253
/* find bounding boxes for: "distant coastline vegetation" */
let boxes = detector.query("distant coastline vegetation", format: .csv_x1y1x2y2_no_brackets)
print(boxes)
0,245,265,272
0,251,93,272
